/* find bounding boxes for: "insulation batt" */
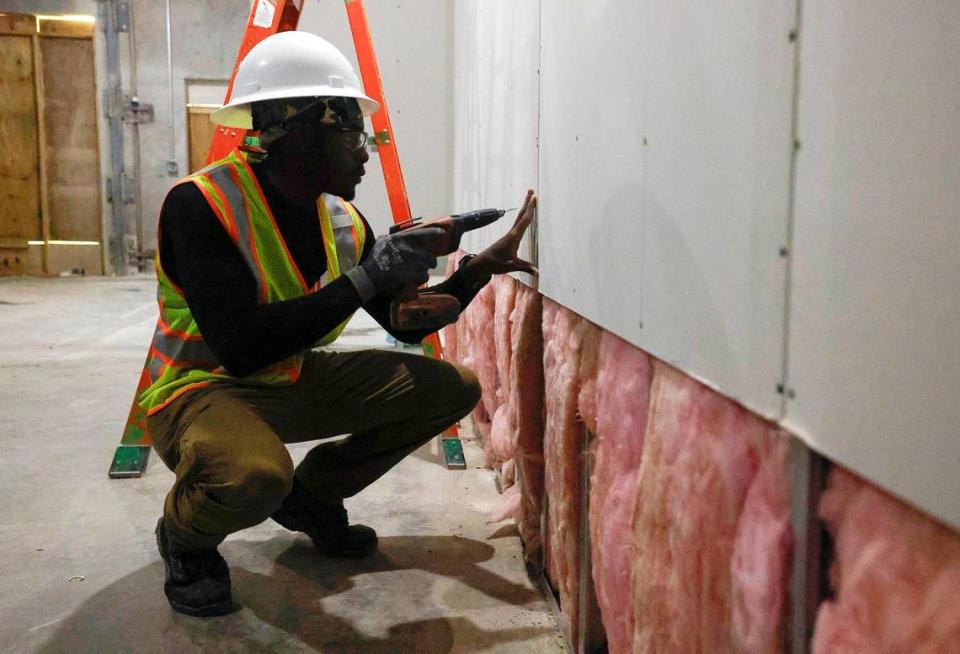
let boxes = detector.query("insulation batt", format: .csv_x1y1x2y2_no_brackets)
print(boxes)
542,299,596,645
631,362,789,654
812,467,960,654
488,277,518,466
730,433,791,653
583,332,653,654
489,404,513,465
459,281,497,451
492,275,517,407
440,252,462,363
508,283,545,561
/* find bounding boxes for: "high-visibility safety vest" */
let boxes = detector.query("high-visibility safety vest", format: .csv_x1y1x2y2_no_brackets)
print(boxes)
138,150,366,415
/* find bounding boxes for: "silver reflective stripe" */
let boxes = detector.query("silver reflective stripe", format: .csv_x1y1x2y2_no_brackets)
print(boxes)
207,165,265,293
324,196,360,272
152,329,218,364
148,353,164,383
330,214,354,229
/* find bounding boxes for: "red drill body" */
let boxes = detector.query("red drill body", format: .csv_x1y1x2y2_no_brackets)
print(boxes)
388,208,507,330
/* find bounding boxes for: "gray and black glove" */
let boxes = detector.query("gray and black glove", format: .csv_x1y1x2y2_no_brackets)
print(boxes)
345,227,442,303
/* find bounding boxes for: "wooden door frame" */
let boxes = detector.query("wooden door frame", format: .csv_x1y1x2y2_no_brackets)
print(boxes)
0,12,103,276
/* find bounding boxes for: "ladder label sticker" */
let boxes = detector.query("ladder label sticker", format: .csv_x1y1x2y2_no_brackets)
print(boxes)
253,0,276,28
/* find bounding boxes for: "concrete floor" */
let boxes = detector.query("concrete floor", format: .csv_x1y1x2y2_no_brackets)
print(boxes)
0,276,564,654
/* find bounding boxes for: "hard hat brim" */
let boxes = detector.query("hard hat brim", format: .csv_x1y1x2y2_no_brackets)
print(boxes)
210,85,381,128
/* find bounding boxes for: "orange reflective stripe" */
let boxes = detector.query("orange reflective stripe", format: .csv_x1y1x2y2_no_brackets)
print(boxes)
152,330,218,365
236,151,309,293
149,344,217,370
225,163,270,302
158,315,204,341
207,163,269,300
146,381,215,416
191,177,238,241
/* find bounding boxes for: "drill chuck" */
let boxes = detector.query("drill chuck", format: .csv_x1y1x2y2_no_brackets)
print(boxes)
451,208,506,231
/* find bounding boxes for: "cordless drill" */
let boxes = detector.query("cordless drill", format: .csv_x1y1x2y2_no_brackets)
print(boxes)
388,208,508,331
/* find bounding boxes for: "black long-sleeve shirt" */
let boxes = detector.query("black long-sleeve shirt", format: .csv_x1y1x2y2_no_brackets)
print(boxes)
158,176,484,377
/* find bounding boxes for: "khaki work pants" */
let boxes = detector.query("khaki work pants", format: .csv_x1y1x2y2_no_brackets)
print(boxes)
147,349,481,552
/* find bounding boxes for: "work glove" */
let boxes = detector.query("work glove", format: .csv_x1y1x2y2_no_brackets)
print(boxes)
344,228,442,303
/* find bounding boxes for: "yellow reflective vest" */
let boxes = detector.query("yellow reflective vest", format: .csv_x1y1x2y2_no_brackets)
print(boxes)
139,150,366,415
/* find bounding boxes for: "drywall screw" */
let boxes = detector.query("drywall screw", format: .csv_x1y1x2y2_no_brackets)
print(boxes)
780,246,790,257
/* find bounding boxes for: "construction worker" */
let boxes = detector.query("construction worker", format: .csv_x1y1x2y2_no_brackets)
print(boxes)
143,31,537,617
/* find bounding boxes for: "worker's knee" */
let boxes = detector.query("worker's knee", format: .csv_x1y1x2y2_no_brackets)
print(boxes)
418,358,482,421
224,455,294,514
451,362,482,415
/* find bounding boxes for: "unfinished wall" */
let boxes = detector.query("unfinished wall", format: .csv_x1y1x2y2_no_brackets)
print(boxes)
452,1,960,651
453,0,960,532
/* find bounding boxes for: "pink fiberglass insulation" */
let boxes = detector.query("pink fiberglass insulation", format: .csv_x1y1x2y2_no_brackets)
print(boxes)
631,361,784,654
467,282,499,419
812,467,960,654
542,298,599,645
440,251,464,363
459,281,498,450
489,403,513,464
585,331,653,654
576,323,602,436
730,433,791,654
509,284,545,562
488,482,522,524
501,457,515,487
492,275,517,406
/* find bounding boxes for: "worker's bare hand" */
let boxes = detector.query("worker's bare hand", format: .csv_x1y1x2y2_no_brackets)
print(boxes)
470,189,538,280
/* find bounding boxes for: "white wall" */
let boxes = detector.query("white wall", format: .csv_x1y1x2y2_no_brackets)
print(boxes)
453,0,539,285
783,0,960,529
453,1,960,529
134,0,249,253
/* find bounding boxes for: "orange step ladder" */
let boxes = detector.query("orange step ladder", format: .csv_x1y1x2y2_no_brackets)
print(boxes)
108,0,463,478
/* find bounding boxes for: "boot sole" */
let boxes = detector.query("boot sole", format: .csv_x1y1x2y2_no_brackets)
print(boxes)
156,517,237,618
168,598,239,618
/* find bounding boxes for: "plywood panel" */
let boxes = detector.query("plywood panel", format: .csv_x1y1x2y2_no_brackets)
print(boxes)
40,36,100,243
38,18,94,38
453,0,539,283
0,12,35,35
639,0,796,419
45,242,102,276
785,1,960,529
0,246,29,275
187,106,217,173
0,34,41,245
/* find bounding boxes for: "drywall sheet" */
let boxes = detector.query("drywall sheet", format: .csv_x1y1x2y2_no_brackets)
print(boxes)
452,0,539,277
537,1,646,348
784,2,960,529
639,1,797,418
537,1,796,419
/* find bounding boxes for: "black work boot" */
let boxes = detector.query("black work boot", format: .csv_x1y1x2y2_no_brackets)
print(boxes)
271,479,378,558
155,517,236,617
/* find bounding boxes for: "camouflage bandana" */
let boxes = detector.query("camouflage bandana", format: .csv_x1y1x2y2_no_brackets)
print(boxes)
252,96,363,152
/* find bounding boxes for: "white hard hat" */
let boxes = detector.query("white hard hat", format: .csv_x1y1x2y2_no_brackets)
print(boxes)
211,31,380,128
